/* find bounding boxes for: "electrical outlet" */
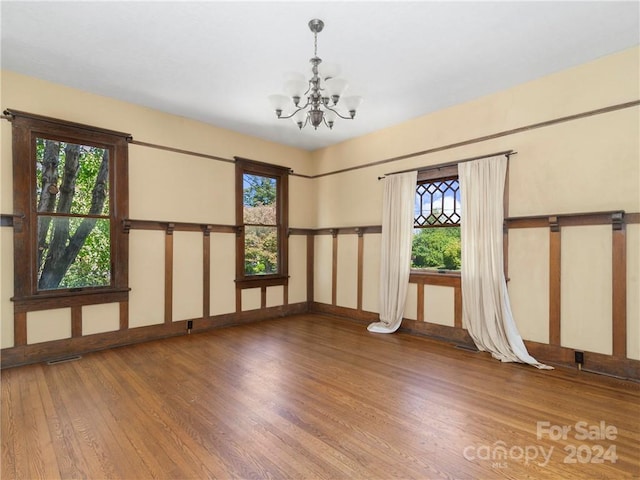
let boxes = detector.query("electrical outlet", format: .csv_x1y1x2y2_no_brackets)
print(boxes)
574,351,584,367
187,320,193,331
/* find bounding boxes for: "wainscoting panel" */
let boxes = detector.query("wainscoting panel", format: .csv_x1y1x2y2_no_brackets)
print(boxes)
336,234,358,310
362,233,381,313
313,235,333,305
424,285,455,327
129,230,165,328
404,283,418,321
628,224,640,360
241,287,261,311
288,235,308,304
172,231,204,321
266,285,284,308
209,233,236,316
82,303,120,336
561,225,612,355
26,308,70,345
507,227,550,344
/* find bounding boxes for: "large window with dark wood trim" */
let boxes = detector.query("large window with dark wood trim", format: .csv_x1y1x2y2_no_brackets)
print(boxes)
412,165,461,272
235,157,289,287
8,110,130,306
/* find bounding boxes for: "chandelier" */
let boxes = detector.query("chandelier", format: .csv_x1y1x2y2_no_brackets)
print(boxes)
268,19,362,130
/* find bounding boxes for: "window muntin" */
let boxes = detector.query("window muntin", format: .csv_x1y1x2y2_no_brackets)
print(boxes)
414,176,461,227
412,175,461,272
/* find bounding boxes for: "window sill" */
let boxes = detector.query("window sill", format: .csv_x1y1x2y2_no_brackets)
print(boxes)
409,270,461,286
235,275,289,289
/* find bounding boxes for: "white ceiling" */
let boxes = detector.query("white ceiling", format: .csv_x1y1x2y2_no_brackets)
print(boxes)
2,1,639,151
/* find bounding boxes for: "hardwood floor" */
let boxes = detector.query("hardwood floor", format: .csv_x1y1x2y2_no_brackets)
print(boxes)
2,314,639,479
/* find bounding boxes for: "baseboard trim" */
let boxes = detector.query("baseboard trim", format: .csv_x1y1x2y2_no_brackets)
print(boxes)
309,302,640,381
1,302,309,369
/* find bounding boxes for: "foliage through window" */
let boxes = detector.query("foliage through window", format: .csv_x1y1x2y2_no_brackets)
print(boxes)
36,139,111,290
412,174,462,271
9,110,130,304
243,174,278,275
235,157,289,286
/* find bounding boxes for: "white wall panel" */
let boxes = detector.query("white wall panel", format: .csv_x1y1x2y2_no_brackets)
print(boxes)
561,226,612,355
508,228,550,343
129,230,165,328
288,235,307,304
314,235,333,305
362,234,381,313
173,231,203,321
336,235,358,309
210,233,236,316
425,285,454,327
83,303,120,336
27,308,70,344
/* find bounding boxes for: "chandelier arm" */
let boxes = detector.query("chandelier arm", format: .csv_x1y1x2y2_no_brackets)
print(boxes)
324,105,355,120
274,96,313,119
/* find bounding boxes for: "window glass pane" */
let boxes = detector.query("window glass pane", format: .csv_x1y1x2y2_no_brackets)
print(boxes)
411,226,461,271
35,138,110,216
413,176,461,271
243,174,276,224
37,216,111,290
244,225,278,275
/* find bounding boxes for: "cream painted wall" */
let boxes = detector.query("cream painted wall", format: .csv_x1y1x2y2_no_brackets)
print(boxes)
312,46,639,358
404,284,418,321
83,303,120,336
336,235,358,310
628,225,640,360
561,226,613,355
290,177,317,228
129,144,236,224
242,288,261,311
0,229,13,349
266,286,284,308
209,234,236,316
129,230,165,328
1,115,13,348
425,286,455,327
288,235,307,304
313,235,333,305
361,234,381,314
173,232,204,321
1,46,638,362
508,228,550,344
0,69,312,348
27,308,70,344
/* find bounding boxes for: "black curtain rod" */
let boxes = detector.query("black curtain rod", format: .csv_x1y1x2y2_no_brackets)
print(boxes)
377,149,516,180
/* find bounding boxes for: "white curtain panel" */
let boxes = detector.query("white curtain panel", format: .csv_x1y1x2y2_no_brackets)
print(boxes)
368,170,418,334
459,156,552,369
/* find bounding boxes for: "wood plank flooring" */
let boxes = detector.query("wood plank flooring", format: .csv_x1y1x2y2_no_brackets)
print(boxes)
2,314,639,479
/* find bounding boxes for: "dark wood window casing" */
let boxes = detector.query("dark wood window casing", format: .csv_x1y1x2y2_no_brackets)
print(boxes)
234,157,289,289
8,110,130,309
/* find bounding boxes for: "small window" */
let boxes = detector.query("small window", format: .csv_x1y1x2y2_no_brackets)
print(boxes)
412,169,461,272
243,174,278,275
235,157,289,287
